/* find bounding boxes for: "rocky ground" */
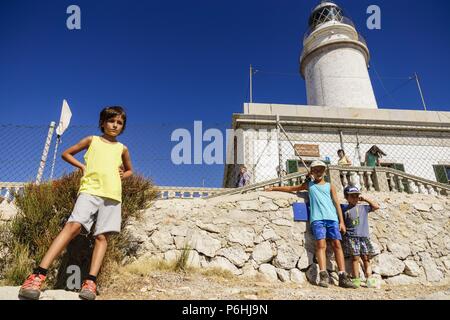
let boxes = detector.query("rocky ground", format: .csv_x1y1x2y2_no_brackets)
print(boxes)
1,271,449,300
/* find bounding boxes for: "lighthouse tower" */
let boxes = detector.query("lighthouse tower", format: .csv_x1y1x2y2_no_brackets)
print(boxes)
300,1,378,109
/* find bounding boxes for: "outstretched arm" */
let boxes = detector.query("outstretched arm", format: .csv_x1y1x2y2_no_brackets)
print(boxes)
265,182,308,193
119,146,133,179
61,136,93,173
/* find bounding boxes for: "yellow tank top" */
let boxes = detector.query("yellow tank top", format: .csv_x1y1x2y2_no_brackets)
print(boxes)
78,136,124,202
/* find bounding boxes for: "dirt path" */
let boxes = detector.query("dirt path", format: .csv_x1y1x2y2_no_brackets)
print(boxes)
97,271,450,300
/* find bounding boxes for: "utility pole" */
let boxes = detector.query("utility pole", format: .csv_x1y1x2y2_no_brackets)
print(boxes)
414,72,427,111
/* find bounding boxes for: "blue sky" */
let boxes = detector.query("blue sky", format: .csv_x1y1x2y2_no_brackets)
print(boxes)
1,0,450,186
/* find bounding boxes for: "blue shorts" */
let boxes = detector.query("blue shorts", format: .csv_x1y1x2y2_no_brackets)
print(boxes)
310,220,342,241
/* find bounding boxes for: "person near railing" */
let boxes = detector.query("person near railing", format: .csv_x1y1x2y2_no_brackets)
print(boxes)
235,165,251,188
337,149,352,167
337,149,359,188
364,145,386,167
265,160,357,289
341,186,380,288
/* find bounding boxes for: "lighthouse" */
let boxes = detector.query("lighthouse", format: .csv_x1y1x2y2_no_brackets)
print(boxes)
300,1,378,109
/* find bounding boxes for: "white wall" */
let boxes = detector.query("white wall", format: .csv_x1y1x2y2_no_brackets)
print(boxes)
244,130,450,183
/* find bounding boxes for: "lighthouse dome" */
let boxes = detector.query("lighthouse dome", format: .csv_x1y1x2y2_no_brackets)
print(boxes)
308,1,345,32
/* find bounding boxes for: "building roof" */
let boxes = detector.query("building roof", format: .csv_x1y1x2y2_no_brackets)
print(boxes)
232,103,450,132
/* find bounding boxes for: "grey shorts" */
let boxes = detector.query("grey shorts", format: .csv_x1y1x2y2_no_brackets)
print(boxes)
67,192,122,236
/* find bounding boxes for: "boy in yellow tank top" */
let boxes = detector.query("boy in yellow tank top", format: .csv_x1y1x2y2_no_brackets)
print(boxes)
19,106,133,300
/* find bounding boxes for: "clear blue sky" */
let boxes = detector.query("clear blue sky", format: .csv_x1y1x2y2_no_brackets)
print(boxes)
1,0,450,186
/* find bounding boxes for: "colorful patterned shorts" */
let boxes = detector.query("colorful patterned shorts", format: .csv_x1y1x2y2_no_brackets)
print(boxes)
342,235,379,258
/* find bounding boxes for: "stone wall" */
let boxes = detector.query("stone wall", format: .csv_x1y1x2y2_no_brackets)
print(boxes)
2,191,449,287
123,191,450,286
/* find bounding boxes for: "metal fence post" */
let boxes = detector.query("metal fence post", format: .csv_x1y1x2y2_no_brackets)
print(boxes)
276,114,283,186
36,121,56,184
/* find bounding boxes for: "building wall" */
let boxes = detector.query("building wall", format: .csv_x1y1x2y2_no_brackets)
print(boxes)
235,125,450,184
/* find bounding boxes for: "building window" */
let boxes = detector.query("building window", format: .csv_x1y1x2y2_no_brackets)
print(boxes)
433,165,450,184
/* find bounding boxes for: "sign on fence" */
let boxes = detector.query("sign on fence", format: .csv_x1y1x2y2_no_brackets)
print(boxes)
294,144,320,157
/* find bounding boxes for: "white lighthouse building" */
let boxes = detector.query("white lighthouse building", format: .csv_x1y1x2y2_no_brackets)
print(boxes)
223,1,450,192
300,1,378,109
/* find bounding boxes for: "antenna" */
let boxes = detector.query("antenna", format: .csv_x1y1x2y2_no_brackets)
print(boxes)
249,64,253,103
413,72,427,111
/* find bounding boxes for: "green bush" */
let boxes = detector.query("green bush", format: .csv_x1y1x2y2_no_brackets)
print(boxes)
1,171,157,288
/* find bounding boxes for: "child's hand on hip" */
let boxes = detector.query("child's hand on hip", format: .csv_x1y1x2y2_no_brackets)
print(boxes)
80,165,86,176
339,222,346,234
119,166,124,179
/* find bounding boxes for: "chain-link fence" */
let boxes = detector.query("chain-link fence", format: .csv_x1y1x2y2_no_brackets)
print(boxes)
2,121,450,194
0,122,231,190
223,121,450,188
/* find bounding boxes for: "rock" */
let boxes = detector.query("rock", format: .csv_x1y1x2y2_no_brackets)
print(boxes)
215,202,235,210
185,250,201,268
273,198,291,208
442,257,450,270
241,263,258,278
142,221,158,234
153,200,171,210
306,264,320,285
297,248,313,270
252,241,275,264
404,260,422,277
261,227,280,241
196,221,220,234
273,246,301,270
419,252,444,282
239,200,259,211
378,253,405,277
150,231,174,251
259,201,279,212
253,235,263,245
271,219,292,227
414,203,431,212
385,275,419,285
209,256,242,275
290,269,306,284
0,286,81,300
258,196,272,203
174,236,187,249
163,250,178,262
228,227,255,247
372,265,381,275
292,221,307,233
0,201,18,221
276,268,290,282
189,232,222,258
431,204,444,211
259,264,278,281
217,246,249,267
387,243,411,260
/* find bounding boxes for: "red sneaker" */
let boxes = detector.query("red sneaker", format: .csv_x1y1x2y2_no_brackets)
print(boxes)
79,280,97,300
19,274,46,300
